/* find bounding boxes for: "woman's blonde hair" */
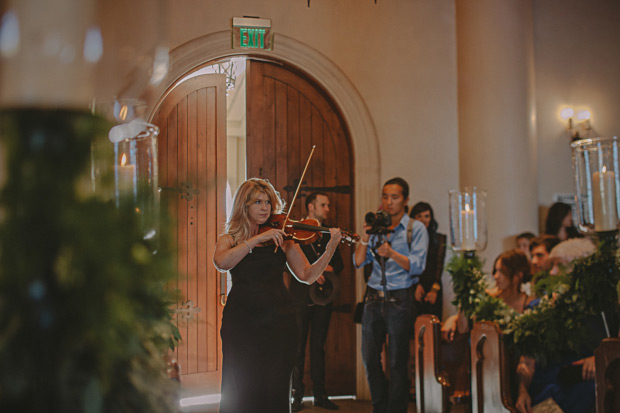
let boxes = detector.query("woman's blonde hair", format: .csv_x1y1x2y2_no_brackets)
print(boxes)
226,178,285,243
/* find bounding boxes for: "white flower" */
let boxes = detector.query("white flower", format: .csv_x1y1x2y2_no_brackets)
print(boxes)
555,283,569,295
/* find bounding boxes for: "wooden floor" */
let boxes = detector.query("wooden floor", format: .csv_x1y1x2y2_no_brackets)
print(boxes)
290,399,419,412
182,398,417,412
180,397,470,413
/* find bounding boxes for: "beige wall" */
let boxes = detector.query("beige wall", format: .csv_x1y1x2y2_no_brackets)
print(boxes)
456,0,538,272
533,0,620,208
167,0,460,238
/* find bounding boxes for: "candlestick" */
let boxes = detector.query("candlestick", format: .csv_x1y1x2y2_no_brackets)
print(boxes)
592,168,618,231
461,205,476,250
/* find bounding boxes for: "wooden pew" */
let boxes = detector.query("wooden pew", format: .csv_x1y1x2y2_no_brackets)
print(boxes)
414,314,450,413
442,331,471,406
470,321,517,413
595,337,620,413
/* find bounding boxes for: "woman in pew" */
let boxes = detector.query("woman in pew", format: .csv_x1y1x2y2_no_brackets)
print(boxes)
515,237,613,413
441,249,536,341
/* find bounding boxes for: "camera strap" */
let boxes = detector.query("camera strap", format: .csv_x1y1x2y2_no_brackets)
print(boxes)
406,218,414,250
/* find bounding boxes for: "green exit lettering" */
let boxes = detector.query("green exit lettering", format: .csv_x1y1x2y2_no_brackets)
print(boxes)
240,27,266,49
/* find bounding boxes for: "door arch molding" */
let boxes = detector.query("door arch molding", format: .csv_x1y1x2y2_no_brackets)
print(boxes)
146,31,379,240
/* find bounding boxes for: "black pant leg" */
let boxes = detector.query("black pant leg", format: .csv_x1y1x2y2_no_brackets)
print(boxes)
292,304,312,397
309,303,333,397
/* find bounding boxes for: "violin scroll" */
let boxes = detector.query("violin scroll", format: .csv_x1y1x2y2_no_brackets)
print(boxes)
339,230,360,246
260,213,360,246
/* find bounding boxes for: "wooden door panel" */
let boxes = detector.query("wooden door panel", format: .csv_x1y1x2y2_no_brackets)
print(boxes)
246,60,355,395
152,74,227,389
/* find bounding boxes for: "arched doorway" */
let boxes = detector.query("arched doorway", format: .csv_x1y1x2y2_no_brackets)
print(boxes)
147,32,379,399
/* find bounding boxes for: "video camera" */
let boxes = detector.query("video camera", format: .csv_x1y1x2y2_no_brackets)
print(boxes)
364,210,392,235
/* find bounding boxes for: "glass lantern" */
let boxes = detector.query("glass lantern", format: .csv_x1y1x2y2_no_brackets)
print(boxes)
571,136,620,234
90,99,160,243
0,0,168,244
449,187,487,254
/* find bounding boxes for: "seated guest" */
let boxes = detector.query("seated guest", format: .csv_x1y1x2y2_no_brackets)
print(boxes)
442,249,535,341
544,202,580,241
547,237,595,276
529,235,560,275
516,232,535,260
515,237,609,413
410,202,447,319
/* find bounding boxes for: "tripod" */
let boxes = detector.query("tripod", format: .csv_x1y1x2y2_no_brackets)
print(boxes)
369,231,393,313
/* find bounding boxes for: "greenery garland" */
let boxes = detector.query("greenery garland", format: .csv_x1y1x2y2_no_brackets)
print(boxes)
448,238,620,365
0,110,181,412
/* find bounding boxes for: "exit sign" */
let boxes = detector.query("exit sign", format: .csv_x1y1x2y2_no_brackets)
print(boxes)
232,17,273,50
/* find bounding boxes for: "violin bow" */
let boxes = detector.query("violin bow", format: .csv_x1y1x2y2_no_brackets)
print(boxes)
275,145,316,252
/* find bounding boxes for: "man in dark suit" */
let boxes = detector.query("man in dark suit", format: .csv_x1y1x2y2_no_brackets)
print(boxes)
291,192,344,411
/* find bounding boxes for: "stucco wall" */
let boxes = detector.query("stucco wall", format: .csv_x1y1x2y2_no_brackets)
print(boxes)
167,0,460,239
533,0,620,213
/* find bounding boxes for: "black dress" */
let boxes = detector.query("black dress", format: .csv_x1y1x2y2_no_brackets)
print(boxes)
219,245,298,413
415,232,446,318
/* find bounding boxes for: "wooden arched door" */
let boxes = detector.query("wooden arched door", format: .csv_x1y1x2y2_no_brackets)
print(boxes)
246,60,356,395
151,74,227,390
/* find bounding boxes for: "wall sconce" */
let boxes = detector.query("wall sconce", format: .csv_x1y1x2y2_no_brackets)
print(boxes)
560,107,593,141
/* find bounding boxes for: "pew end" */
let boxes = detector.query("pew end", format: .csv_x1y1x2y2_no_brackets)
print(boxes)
414,314,451,412
470,321,517,413
595,337,620,413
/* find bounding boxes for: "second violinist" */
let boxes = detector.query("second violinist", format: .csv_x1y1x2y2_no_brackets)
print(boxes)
213,178,342,413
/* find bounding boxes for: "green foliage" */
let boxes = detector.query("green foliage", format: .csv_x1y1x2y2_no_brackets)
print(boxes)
0,109,180,412
447,241,620,366
447,253,486,319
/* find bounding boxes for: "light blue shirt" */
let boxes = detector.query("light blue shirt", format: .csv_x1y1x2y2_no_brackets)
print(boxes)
354,214,428,291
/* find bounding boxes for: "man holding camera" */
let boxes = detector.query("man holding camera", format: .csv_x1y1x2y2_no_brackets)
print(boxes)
354,177,428,413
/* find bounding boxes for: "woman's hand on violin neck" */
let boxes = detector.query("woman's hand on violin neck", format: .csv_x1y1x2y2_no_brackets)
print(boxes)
326,228,342,248
256,228,287,247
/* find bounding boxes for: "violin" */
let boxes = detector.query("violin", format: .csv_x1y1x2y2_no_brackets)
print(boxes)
259,213,360,246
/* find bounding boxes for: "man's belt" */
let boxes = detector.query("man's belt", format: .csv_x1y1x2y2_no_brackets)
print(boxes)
365,286,411,302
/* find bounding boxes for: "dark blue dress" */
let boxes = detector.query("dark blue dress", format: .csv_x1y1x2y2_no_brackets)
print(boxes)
529,312,616,413
219,245,298,413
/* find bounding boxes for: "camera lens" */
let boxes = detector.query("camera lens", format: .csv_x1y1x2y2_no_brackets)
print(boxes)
365,212,376,225
377,210,391,227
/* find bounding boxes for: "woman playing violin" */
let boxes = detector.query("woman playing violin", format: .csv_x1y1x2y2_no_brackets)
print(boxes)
213,178,342,413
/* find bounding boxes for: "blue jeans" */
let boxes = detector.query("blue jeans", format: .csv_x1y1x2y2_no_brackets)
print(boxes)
361,288,414,413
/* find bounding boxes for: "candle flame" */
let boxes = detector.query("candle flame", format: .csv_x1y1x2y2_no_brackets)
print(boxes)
602,166,607,173
119,105,128,121
464,203,471,212
120,153,128,166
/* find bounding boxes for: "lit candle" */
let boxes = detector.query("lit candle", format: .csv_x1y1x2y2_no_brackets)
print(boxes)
116,153,135,194
592,167,618,231
461,204,476,250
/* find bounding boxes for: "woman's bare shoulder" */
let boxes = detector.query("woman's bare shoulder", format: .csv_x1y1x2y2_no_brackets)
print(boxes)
217,234,235,246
